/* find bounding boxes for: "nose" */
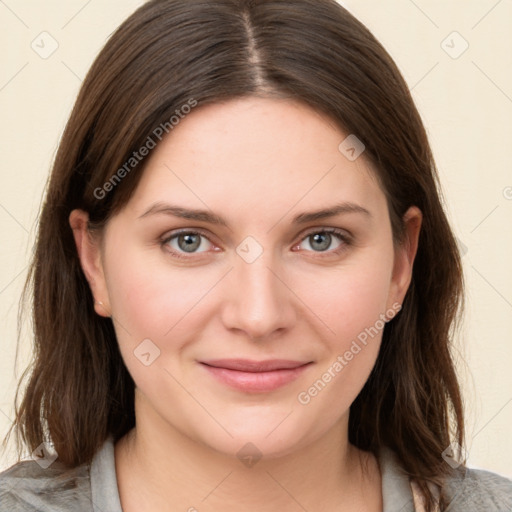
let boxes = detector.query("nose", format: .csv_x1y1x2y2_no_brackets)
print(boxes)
220,249,297,341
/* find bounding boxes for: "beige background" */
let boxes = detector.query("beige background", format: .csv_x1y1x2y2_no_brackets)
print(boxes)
1,1,511,477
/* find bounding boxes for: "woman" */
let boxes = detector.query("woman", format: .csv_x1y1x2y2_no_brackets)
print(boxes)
1,1,511,511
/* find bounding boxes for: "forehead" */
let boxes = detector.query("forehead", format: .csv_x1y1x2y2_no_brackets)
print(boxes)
125,97,387,223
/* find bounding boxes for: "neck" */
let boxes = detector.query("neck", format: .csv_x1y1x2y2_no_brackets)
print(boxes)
114,393,382,512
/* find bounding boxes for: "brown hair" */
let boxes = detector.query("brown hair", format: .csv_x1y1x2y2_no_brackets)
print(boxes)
4,1,465,510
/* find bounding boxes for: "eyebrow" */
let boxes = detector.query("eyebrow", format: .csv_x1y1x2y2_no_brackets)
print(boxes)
138,201,371,226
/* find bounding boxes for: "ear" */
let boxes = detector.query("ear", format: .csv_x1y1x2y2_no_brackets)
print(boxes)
387,206,422,310
69,209,111,318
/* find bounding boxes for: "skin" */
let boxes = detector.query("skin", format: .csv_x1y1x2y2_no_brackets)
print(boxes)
70,96,422,512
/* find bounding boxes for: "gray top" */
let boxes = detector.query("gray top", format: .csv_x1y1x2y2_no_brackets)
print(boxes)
1,435,511,511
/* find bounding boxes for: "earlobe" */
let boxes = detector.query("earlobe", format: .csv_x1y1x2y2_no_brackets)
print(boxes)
94,300,112,319
69,209,111,317
389,206,422,307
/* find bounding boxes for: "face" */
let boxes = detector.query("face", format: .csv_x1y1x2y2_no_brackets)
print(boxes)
71,97,420,459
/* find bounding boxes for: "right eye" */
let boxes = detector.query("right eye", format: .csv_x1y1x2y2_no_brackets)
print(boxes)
161,230,216,258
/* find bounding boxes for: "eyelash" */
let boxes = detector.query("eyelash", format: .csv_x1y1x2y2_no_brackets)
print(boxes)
160,228,352,260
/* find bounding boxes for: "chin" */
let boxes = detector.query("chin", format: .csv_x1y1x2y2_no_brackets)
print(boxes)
190,413,315,463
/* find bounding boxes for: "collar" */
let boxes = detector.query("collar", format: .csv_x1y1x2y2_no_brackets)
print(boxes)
379,445,416,512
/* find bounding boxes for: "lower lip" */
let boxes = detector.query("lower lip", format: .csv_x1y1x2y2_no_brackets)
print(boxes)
200,363,312,393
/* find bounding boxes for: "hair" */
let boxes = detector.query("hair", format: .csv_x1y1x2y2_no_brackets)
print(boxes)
3,1,465,510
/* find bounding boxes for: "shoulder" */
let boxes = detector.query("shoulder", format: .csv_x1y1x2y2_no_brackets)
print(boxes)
379,445,512,512
0,458,92,512
442,465,512,511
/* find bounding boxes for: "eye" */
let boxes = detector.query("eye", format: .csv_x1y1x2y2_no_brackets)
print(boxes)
161,230,215,257
296,228,350,253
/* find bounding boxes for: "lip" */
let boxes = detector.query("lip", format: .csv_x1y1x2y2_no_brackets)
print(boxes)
199,359,313,393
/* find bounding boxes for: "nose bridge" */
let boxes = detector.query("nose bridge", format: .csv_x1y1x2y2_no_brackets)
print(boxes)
238,253,279,304
222,240,294,339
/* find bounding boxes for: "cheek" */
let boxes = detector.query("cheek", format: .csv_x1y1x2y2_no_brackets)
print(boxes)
102,245,214,394
103,242,210,338
298,252,394,345
294,263,392,422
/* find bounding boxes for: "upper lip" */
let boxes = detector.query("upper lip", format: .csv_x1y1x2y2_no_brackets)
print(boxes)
200,359,312,372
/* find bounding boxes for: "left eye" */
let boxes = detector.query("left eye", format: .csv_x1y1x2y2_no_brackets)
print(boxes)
297,230,347,252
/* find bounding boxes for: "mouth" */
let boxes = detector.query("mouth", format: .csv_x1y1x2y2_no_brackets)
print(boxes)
199,359,313,393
